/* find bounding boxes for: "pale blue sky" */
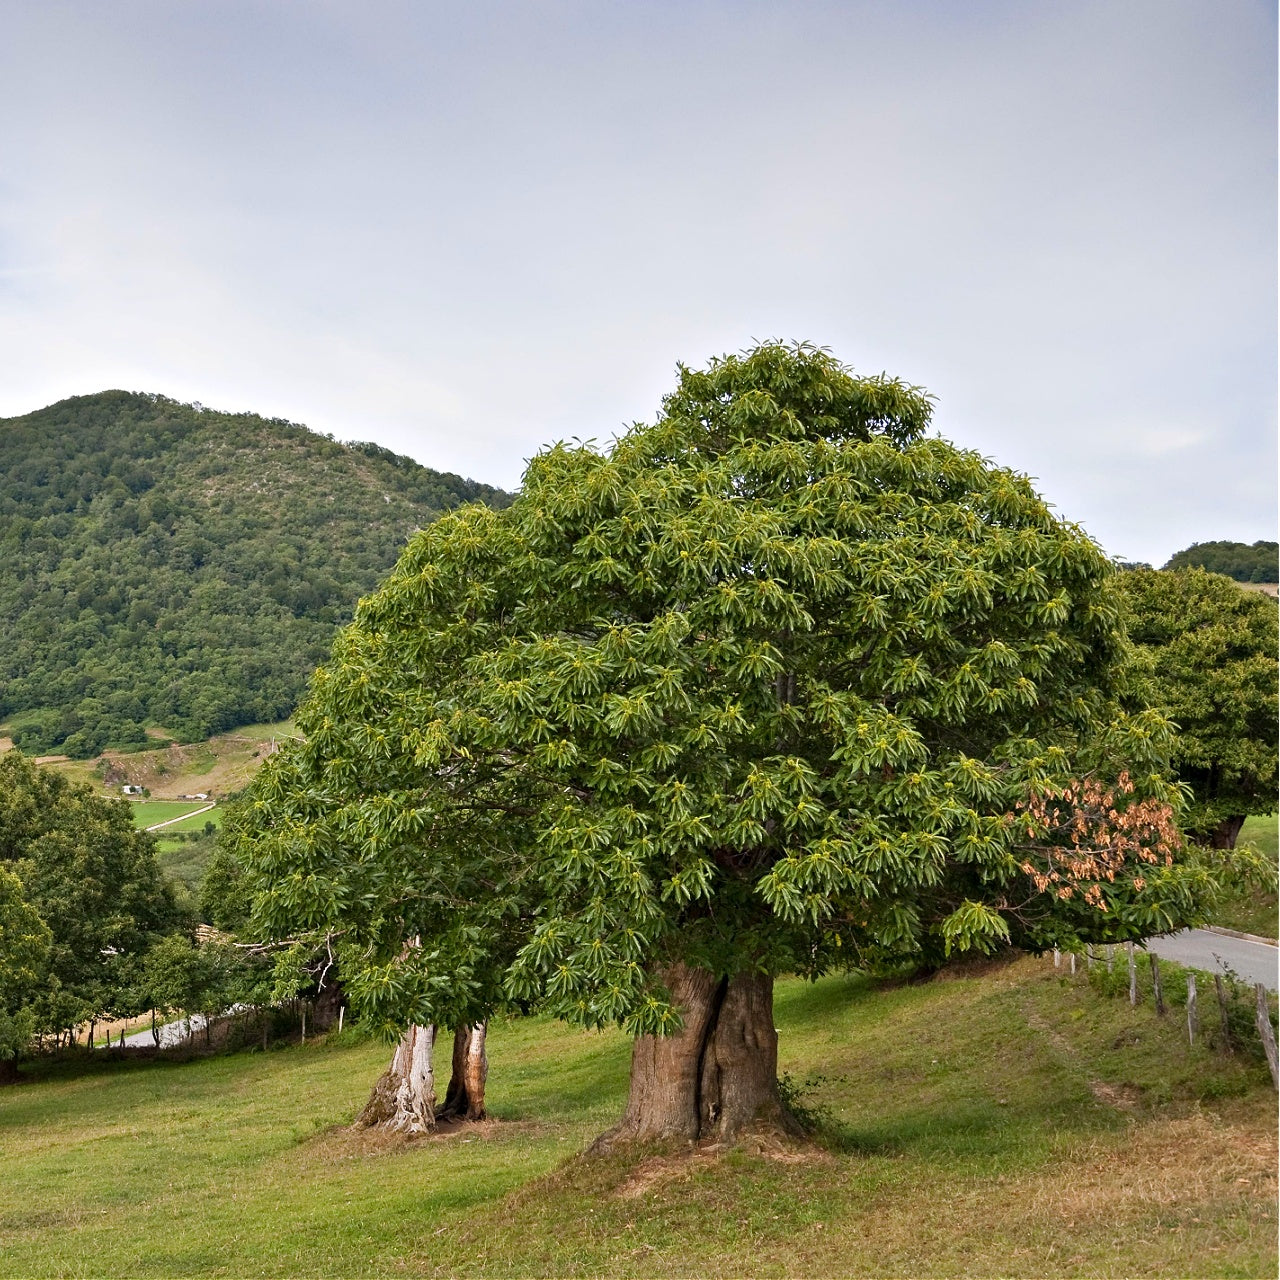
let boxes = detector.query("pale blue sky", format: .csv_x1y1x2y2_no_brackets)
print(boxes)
0,0,1274,564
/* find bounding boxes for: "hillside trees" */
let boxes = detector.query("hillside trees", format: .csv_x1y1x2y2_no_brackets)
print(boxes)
0,391,510,755
239,343,1215,1145
0,752,183,1064
1117,568,1278,847
1164,540,1278,583
0,865,50,1081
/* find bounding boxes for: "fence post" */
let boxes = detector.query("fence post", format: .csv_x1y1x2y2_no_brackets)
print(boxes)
1127,943,1137,1006
1069,952,1076,975
1149,953,1165,1016
1186,973,1197,1045
1107,944,1114,974
1214,974,1233,1053
1053,947,1061,969
1255,984,1278,1089
1086,945,1094,971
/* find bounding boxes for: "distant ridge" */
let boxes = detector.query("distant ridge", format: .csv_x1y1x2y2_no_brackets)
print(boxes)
1163,539,1278,583
0,391,512,756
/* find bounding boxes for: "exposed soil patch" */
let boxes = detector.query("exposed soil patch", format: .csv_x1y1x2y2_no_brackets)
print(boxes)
613,1131,831,1200
314,1115,525,1161
1088,1080,1142,1111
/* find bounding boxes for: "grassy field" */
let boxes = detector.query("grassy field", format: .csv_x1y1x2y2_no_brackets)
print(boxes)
1,955,1274,1278
0,718,301,803
125,800,216,830
1214,814,1279,939
154,832,220,896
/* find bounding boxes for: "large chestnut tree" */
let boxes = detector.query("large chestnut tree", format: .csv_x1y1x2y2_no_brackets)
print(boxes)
240,344,1210,1144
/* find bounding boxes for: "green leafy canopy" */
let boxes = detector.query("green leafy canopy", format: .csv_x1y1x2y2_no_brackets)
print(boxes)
0,752,183,1041
1117,567,1277,835
238,343,1211,1037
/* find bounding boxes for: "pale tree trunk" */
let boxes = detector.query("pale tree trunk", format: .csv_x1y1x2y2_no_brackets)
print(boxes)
594,963,802,1150
355,1024,437,1134
439,1023,488,1120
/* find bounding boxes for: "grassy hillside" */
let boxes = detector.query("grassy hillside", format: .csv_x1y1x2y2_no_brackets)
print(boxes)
1,957,1273,1278
1215,814,1279,939
0,392,510,756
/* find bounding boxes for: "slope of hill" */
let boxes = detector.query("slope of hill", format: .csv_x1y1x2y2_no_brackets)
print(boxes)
1,957,1274,1277
0,391,510,755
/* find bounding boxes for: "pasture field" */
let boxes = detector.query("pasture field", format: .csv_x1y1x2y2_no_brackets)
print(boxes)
1,955,1274,1278
125,800,214,830
153,833,220,896
151,806,223,834
1217,814,1279,939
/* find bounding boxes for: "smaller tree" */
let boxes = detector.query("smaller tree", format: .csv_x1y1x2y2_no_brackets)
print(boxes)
143,934,212,1044
0,752,182,1053
0,866,51,1081
1118,568,1278,847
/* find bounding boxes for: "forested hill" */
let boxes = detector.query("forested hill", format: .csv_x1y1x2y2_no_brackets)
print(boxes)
0,391,511,756
1163,539,1278,582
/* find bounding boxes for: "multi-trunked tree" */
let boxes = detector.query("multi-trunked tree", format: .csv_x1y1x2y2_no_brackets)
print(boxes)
236,343,1215,1143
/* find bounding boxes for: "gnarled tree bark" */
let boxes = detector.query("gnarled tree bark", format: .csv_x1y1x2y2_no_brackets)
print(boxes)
355,1023,437,1134
358,1021,489,1132
439,1022,488,1121
594,963,801,1151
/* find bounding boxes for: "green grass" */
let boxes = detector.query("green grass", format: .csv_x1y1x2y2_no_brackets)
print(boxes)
1212,813,1279,938
125,800,216,830
0,957,1273,1278
155,806,222,834
154,833,219,895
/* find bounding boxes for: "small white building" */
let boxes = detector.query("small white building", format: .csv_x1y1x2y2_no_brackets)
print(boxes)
122,785,144,795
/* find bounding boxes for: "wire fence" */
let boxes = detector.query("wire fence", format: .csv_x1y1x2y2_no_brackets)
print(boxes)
1050,943,1278,1089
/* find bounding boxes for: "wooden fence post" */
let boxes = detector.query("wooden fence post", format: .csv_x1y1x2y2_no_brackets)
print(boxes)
1127,943,1137,1006
1086,945,1093,971
1255,984,1278,1089
1214,974,1233,1053
1069,952,1076,975
1053,947,1061,969
1149,953,1165,1016
1186,973,1197,1045
1107,945,1114,974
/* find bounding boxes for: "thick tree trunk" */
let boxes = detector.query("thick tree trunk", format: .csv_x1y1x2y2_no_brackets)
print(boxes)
439,1022,488,1121
355,1024,437,1134
595,964,802,1150
1209,815,1247,849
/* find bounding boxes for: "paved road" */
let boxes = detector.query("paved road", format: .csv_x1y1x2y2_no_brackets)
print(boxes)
1145,929,1278,991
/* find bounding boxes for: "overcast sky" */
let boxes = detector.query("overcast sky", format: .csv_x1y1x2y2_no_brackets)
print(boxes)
0,0,1273,565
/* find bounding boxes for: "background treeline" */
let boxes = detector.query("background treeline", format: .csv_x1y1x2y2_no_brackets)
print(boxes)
0,392,511,756
1164,540,1278,582
0,752,304,1072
